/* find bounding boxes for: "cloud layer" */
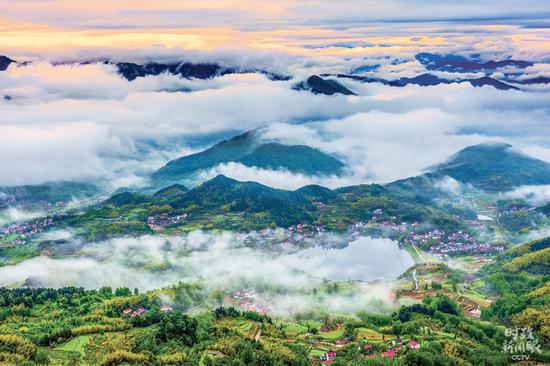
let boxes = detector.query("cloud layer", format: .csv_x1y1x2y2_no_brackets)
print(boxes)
0,231,411,315
1,59,549,188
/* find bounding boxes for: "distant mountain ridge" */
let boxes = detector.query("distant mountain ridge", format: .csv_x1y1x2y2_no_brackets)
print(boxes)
116,61,233,81
0,181,98,208
415,53,532,72
330,73,520,91
2,54,545,92
0,54,290,81
152,130,345,182
293,75,356,95
114,61,290,82
0,55,15,71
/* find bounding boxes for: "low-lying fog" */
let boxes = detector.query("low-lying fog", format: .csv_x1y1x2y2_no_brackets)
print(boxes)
0,231,413,315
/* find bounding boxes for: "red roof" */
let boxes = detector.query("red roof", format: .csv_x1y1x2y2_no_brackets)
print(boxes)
122,308,132,314
131,307,146,317
382,349,396,357
327,351,336,357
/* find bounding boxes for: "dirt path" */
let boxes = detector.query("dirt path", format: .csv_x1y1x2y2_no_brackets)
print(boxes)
412,269,419,292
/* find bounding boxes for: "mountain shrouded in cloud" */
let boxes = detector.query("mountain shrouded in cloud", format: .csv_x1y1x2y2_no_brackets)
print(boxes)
330,73,520,91
152,130,345,183
55,141,550,241
115,60,289,82
388,142,550,195
293,75,356,96
427,142,550,191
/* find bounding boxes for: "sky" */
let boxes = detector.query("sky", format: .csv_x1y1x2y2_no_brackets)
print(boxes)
0,1,549,188
1,0,549,60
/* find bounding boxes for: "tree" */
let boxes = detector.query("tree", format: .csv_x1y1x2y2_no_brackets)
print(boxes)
209,289,224,307
434,295,459,315
99,287,113,298
35,350,49,365
156,312,198,347
114,287,131,297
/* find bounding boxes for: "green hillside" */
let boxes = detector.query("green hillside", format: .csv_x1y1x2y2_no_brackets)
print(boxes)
237,143,344,176
152,130,259,181
170,175,313,227
0,286,514,366
488,237,550,275
152,131,345,182
152,184,190,200
45,174,464,243
480,237,550,345
428,142,550,191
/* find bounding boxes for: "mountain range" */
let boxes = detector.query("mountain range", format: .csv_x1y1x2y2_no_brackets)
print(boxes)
1,54,547,97
114,61,290,82
101,171,461,234
3,139,550,243
66,140,545,242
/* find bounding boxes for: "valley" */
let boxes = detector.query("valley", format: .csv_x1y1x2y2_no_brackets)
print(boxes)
0,138,548,364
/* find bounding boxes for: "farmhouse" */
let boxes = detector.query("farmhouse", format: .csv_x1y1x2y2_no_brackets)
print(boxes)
131,307,147,317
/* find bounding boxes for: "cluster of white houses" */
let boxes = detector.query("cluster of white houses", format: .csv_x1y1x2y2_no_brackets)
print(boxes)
0,216,54,247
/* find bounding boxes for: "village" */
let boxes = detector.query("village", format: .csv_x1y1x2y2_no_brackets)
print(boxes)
147,213,187,231
231,207,503,259
231,288,272,315
404,229,504,257
0,216,56,247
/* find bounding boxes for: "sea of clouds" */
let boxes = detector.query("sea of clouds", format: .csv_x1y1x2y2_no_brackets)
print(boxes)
1,57,549,190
